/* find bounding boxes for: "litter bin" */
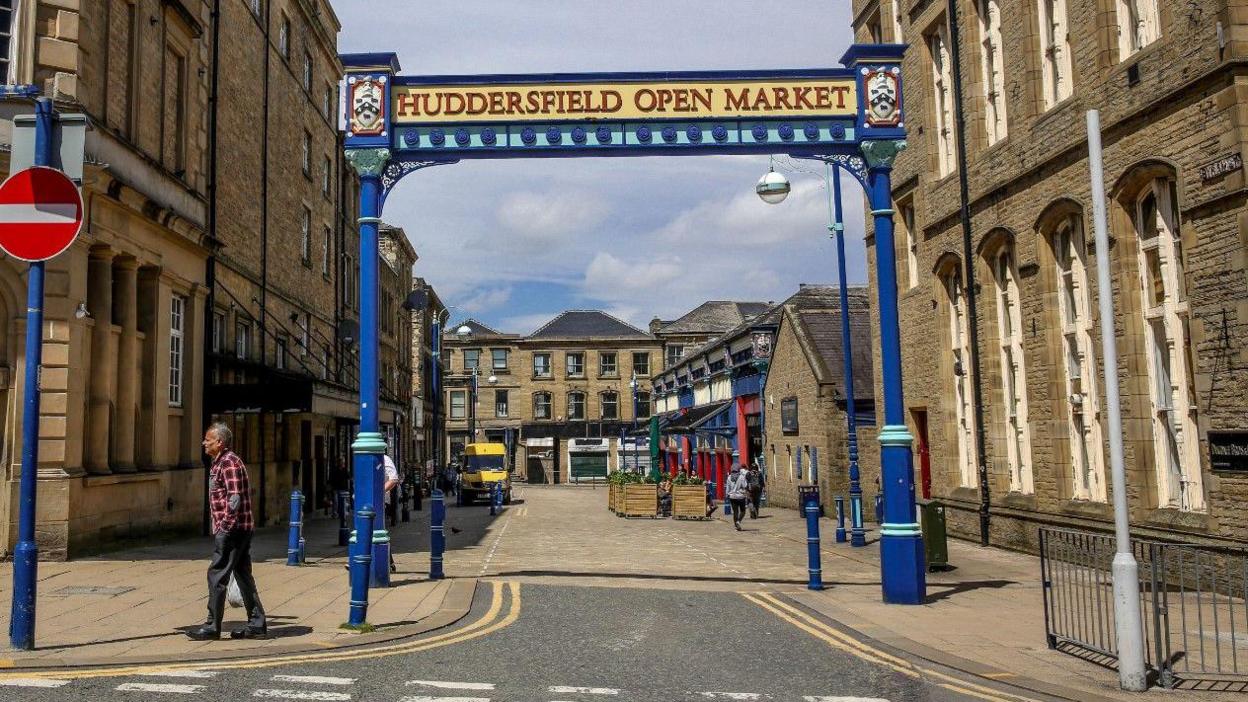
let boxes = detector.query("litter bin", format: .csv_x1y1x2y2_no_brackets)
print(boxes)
917,498,949,571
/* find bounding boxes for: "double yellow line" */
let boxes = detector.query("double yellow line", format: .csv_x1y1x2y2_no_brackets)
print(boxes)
742,592,1043,702
0,580,521,681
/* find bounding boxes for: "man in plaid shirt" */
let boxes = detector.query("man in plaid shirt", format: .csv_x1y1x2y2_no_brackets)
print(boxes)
189,422,267,640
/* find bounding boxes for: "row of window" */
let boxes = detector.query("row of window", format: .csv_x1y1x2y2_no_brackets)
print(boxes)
937,174,1201,512
448,390,652,421
298,206,334,276
210,309,332,381
893,0,1162,177
456,349,651,378
255,0,337,125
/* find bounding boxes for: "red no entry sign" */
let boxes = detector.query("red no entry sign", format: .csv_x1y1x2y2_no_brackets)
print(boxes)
0,166,83,262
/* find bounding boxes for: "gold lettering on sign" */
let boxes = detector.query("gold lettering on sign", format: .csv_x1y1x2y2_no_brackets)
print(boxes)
392,79,857,124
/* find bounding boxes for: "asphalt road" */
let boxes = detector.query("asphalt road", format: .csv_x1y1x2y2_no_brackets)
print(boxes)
1,581,1038,702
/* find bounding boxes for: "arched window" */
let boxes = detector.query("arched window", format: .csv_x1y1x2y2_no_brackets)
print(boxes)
567,392,586,421
1133,176,1201,511
1047,210,1106,501
600,391,619,420
989,241,1032,494
532,392,552,420
941,264,977,488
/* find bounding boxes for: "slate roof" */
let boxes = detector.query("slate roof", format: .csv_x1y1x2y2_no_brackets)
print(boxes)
782,285,874,401
528,310,652,340
446,318,510,339
656,301,771,336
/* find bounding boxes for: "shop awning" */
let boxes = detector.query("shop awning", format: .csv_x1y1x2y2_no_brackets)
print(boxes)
662,400,733,434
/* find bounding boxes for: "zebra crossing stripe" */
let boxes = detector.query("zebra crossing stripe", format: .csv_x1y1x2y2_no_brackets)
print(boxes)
397,697,492,702
802,697,891,702
699,694,763,700
0,678,71,688
547,686,620,695
406,680,497,690
144,670,219,679
116,682,206,694
271,675,357,686
252,691,351,701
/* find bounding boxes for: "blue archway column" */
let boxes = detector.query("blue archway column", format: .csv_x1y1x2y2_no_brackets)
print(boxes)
345,147,391,588
861,139,924,604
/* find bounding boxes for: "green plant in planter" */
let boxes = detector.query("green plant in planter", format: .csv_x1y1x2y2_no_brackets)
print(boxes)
642,473,658,484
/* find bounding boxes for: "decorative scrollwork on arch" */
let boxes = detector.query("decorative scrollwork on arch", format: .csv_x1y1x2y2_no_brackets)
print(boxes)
380,157,460,201
793,153,869,190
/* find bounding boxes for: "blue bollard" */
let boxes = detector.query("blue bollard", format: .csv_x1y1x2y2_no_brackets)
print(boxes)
850,491,866,548
804,489,824,591
430,488,445,580
834,494,848,543
337,490,350,547
287,490,303,566
494,482,504,512
347,505,375,627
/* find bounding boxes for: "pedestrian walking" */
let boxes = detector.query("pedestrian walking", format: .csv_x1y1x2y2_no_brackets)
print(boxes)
189,422,266,641
383,450,401,572
747,463,762,519
725,463,750,531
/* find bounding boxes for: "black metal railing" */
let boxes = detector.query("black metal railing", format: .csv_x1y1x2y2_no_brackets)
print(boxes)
1040,527,1248,691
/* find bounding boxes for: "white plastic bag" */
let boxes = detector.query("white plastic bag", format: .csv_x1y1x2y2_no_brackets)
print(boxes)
226,575,244,608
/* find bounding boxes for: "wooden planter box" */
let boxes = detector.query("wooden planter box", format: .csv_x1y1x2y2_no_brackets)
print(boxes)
608,484,625,513
671,484,710,520
622,483,658,518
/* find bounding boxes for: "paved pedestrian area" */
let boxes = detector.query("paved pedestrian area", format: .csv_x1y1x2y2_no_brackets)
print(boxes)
0,484,1227,700
0,508,471,665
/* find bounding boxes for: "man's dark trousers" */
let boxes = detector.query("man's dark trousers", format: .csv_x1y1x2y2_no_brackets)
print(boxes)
205,529,265,633
730,498,747,527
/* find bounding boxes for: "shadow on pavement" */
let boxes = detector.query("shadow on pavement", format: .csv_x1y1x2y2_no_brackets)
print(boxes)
923,579,1016,604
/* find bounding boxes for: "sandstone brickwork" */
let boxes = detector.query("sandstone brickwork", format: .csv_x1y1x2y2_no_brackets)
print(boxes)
853,0,1248,550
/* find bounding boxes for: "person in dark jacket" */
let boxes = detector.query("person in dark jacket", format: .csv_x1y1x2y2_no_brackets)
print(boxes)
746,463,763,518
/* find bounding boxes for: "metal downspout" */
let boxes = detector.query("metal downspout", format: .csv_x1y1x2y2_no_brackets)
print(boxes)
946,0,992,545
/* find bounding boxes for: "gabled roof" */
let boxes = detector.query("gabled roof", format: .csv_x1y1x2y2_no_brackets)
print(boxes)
446,318,510,339
778,285,874,401
528,310,652,340
656,301,771,336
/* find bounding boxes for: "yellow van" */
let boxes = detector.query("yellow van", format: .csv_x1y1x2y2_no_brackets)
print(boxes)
462,442,512,504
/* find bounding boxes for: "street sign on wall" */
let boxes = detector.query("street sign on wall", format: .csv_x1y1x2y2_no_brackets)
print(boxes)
0,166,84,262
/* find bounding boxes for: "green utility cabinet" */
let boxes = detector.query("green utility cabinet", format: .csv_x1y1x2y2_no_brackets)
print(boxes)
917,499,949,571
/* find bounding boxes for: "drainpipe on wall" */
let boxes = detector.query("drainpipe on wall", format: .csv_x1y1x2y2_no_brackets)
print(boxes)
257,0,273,526
945,0,992,546
202,0,222,537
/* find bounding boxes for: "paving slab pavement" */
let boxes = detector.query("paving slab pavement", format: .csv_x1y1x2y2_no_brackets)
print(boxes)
0,504,476,667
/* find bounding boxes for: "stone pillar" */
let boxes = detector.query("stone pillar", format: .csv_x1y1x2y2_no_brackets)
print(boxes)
85,248,113,475
111,257,139,472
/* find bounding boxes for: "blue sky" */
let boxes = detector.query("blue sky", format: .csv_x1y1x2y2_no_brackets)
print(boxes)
331,1,865,334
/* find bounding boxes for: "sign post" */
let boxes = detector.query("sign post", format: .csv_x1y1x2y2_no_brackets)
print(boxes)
5,97,85,651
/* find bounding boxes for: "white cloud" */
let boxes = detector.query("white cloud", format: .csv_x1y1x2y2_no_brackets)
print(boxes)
496,191,611,243
458,286,513,314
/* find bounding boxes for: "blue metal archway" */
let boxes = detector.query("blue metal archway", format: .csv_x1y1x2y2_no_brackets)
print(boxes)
340,45,921,619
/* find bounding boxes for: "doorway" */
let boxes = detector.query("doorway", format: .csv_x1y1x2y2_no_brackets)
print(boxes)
912,409,931,500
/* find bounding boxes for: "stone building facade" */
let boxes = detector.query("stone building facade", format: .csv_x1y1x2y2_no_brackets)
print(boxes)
378,224,415,474
853,0,1248,549
0,0,215,557
761,286,879,514
208,0,361,526
442,312,662,483
408,276,445,482
650,301,771,370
